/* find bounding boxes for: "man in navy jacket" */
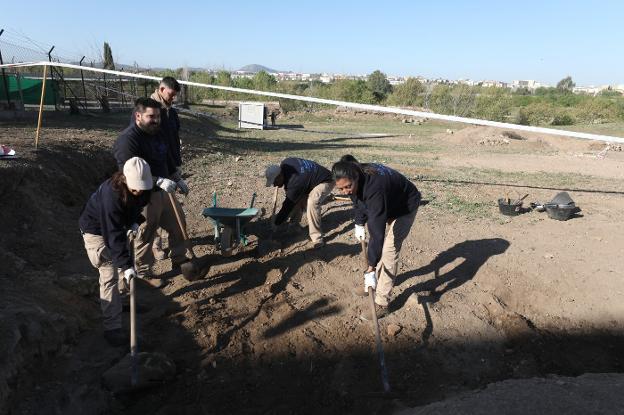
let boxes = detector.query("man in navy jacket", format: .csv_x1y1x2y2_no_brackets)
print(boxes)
113,98,189,287
265,157,334,247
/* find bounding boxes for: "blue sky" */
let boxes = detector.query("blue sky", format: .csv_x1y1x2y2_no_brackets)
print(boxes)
2,0,622,85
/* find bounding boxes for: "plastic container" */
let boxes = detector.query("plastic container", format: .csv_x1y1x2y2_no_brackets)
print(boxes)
545,204,576,221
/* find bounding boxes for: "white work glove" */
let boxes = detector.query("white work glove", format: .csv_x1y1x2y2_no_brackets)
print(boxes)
354,224,366,241
122,267,136,283
156,177,177,193
176,179,190,195
364,270,377,292
126,223,139,238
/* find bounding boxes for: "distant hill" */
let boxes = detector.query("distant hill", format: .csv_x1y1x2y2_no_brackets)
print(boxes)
236,64,285,74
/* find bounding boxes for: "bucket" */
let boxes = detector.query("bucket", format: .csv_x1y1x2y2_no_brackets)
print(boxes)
545,204,576,221
498,199,523,216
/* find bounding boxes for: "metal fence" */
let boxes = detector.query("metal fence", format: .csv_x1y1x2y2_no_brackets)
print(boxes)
0,28,157,112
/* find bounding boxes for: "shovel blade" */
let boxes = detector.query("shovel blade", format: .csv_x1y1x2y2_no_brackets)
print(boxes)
180,260,204,281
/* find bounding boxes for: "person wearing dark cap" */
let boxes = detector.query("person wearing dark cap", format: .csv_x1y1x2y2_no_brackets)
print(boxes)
79,157,152,346
332,155,421,320
265,157,334,248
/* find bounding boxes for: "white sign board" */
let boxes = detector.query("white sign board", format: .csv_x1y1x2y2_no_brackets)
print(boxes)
238,102,266,130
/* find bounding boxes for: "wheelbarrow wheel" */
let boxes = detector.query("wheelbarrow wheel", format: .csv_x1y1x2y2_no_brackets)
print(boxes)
220,226,234,257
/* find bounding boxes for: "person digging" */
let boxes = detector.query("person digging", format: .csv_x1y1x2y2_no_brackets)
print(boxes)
265,157,334,248
332,155,421,320
79,157,152,347
113,98,192,288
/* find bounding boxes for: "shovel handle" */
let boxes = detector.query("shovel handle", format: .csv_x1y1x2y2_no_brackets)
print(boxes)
270,186,279,219
168,192,189,241
360,239,391,393
127,233,138,387
130,275,138,386
368,287,391,393
168,192,198,261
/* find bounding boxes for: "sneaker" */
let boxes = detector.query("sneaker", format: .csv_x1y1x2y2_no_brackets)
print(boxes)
360,304,389,321
104,328,128,347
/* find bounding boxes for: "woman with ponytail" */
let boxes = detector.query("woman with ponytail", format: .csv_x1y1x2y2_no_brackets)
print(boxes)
332,155,421,320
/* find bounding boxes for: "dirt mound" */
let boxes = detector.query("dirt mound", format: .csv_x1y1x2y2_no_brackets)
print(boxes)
0,120,118,413
397,373,624,414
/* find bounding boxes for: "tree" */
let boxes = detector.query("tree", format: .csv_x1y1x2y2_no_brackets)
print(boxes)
367,70,392,102
253,71,277,91
388,77,424,107
103,42,115,70
331,79,375,104
556,76,575,93
216,70,232,86
450,84,477,116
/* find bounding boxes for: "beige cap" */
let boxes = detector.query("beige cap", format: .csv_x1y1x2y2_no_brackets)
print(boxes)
265,164,281,187
123,157,153,190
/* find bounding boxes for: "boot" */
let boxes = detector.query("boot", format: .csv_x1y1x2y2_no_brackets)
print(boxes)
360,303,388,321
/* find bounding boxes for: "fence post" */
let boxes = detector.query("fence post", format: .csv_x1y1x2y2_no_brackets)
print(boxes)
35,64,49,149
79,56,87,109
119,67,125,107
16,72,24,107
0,29,12,109
47,46,57,110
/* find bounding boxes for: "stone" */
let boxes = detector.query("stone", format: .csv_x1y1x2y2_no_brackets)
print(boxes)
387,323,402,337
102,352,176,393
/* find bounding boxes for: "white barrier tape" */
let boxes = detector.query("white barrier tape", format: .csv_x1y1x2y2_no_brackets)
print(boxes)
2,61,624,144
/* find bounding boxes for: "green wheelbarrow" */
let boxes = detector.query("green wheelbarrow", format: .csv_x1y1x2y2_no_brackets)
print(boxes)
202,192,259,255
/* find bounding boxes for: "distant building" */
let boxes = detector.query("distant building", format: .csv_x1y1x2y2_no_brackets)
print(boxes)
458,79,476,86
320,73,334,83
511,80,545,91
388,76,405,85
572,85,609,95
481,80,508,88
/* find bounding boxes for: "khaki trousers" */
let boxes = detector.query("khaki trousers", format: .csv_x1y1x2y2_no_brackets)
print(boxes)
374,210,417,307
82,233,122,331
135,190,188,277
289,182,334,243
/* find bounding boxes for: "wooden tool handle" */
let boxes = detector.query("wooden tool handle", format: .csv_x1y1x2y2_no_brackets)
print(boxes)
270,186,279,218
168,192,189,241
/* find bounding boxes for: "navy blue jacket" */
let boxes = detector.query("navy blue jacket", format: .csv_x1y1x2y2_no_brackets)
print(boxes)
351,164,421,266
79,178,150,270
113,123,175,179
129,105,181,168
274,158,333,225
160,106,182,168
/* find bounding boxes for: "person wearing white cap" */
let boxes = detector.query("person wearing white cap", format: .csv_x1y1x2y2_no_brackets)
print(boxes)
79,157,153,347
265,157,334,248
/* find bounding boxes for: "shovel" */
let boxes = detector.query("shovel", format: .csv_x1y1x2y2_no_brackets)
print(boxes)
127,232,139,387
167,193,204,281
258,187,282,256
360,240,391,394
